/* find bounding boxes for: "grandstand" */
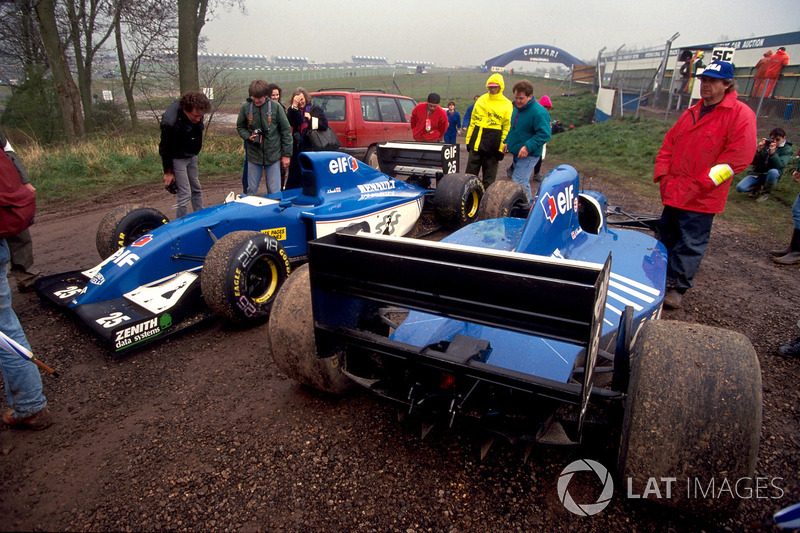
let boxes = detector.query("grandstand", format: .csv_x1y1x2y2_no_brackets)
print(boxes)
199,53,267,68
271,56,309,68
351,56,389,66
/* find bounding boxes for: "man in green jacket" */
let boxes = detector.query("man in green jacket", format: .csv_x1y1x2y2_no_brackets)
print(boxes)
734,127,793,202
503,80,551,200
237,80,293,195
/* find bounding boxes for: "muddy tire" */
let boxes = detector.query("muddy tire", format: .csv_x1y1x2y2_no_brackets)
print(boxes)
618,320,762,514
96,205,169,259
365,145,380,170
201,231,291,323
268,264,353,394
476,180,529,221
432,173,484,229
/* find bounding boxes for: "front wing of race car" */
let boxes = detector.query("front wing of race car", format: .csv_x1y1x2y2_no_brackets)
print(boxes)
36,267,209,353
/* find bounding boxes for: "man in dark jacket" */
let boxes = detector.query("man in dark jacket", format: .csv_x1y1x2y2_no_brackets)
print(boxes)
159,91,211,218
734,127,792,202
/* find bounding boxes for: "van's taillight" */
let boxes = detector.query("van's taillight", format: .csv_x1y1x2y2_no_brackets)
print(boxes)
346,130,357,148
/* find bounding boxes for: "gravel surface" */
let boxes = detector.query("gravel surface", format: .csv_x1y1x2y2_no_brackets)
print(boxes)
1,150,798,532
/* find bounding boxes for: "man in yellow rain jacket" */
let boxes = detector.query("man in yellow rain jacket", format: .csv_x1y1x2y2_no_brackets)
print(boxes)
465,73,513,188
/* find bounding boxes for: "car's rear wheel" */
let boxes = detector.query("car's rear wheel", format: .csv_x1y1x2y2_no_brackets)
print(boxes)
432,173,484,229
476,180,529,221
96,205,169,259
201,231,291,323
618,320,761,514
365,146,380,170
268,264,353,394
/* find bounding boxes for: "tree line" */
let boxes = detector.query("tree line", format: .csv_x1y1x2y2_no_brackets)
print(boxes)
0,0,241,142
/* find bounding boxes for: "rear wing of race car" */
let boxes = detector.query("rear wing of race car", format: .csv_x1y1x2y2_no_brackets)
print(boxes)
376,141,459,184
307,230,611,440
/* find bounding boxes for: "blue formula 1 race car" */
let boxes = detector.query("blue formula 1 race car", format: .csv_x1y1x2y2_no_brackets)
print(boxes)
35,145,484,354
268,165,762,514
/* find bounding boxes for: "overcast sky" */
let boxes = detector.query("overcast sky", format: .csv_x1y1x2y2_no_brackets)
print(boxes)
202,0,798,66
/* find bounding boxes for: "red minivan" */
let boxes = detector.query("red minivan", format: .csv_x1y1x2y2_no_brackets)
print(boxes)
311,90,417,168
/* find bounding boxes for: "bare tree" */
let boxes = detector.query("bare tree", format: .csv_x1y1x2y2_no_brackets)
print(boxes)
177,0,243,94
0,0,47,78
114,0,177,127
198,55,239,134
34,0,84,141
64,0,122,133
177,0,207,94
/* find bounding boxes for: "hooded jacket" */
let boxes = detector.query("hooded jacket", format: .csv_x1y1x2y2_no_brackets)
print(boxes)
765,49,790,79
654,90,757,214
466,73,513,156
754,50,773,80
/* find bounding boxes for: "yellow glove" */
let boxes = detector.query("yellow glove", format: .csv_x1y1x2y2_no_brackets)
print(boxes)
708,164,734,186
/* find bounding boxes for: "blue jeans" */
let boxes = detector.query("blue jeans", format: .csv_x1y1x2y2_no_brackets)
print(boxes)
735,168,781,192
0,240,46,418
793,192,800,230
511,155,540,200
247,160,281,195
657,206,715,292
173,156,203,218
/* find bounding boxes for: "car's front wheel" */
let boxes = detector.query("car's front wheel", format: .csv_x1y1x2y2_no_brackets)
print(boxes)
201,231,291,322
95,205,169,259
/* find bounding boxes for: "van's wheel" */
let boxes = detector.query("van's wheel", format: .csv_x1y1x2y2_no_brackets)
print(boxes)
432,173,484,229
201,231,291,323
268,264,353,394
476,181,529,221
618,320,761,514
96,205,169,259
365,146,380,170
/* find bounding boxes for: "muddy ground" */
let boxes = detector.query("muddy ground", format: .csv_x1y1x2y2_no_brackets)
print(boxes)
1,149,799,533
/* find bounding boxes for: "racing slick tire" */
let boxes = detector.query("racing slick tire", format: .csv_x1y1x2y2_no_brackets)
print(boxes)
201,231,291,323
96,205,169,259
618,320,762,514
476,180,529,221
268,264,353,394
432,173,484,229
365,145,380,170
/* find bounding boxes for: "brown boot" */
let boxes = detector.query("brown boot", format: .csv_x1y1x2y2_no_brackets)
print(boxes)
771,244,792,257
774,251,800,265
773,229,800,265
663,289,683,309
2,407,53,430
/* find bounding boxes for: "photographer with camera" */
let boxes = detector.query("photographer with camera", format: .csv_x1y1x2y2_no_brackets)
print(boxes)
734,128,792,202
237,80,293,195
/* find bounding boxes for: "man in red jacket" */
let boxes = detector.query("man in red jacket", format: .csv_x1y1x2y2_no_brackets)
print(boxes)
410,93,448,142
654,60,757,309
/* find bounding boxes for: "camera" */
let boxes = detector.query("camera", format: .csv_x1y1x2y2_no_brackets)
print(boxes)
251,129,263,143
763,138,775,146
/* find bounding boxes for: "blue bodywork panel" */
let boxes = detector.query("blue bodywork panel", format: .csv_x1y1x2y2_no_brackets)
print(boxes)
391,165,667,383
36,151,429,352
